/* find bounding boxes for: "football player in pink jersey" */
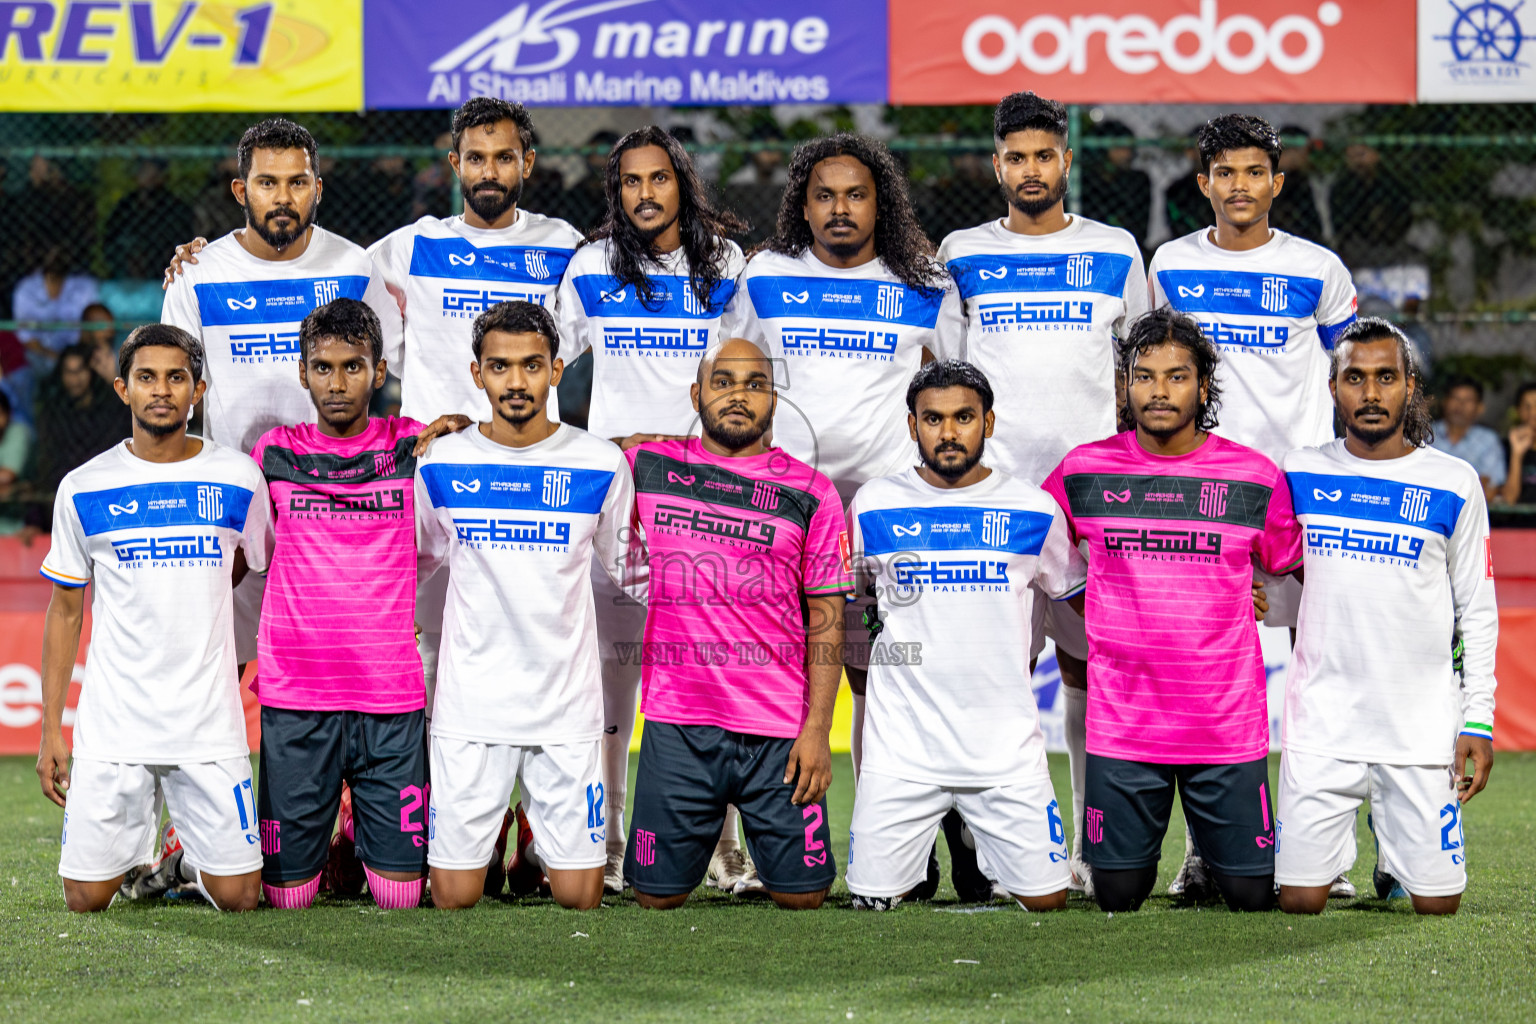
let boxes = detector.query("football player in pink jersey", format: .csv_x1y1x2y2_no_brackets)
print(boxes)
248,298,467,910
1043,307,1303,913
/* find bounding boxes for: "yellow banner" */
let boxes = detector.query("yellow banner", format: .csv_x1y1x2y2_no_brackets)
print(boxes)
0,1,361,111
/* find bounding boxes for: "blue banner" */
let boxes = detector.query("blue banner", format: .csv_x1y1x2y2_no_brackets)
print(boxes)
363,0,888,108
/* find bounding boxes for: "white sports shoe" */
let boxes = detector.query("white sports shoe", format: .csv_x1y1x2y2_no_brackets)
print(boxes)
1068,852,1096,901
706,847,749,891
1328,874,1357,899
732,849,766,897
603,849,625,896
1167,853,1216,900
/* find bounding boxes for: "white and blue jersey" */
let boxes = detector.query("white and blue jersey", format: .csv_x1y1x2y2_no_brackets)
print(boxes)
414,425,634,747
849,467,1086,785
1283,441,1497,765
722,249,964,503
1150,228,1358,462
160,227,400,455
39,439,270,764
938,216,1148,486
556,239,746,440
370,212,583,422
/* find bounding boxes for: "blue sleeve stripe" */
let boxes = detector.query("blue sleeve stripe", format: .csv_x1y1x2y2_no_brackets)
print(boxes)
1317,314,1357,351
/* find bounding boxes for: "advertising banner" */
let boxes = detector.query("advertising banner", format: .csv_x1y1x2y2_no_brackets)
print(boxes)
888,0,1417,105
362,0,888,108
1418,0,1536,100
0,0,362,112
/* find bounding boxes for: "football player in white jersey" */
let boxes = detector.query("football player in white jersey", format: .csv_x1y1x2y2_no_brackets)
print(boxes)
937,92,1149,900
555,126,751,895
846,360,1085,911
38,325,270,912
1148,113,1357,898
160,118,401,673
1278,318,1496,915
721,132,965,898
417,301,634,911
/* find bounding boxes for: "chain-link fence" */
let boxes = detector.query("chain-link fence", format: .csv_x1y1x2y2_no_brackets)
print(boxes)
2,102,1534,522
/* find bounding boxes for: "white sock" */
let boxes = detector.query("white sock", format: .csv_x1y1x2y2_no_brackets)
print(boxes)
715,805,741,854
1064,684,1087,859
851,692,866,779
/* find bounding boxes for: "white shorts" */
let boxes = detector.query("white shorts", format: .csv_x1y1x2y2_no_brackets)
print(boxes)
1041,595,1088,662
1259,571,1302,629
59,757,262,882
846,769,1071,899
233,571,265,665
1276,749,1467,897
427,736,606,872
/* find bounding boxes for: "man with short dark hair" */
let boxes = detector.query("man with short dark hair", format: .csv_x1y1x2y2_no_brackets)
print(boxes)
247,298,469,911
938,91,1150,900
845,360,1085,911
1430,375,1505,500
37,324,271,912
160,116,401,672
1279,318,1496,915
416,301,634,911
1042,308,1303,914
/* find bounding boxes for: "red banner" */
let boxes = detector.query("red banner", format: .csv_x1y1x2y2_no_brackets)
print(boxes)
0,610,261,758
888,0,1417,105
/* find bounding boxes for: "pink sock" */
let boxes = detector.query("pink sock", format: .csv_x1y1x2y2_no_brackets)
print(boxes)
263,874,321,909
365,867,424,910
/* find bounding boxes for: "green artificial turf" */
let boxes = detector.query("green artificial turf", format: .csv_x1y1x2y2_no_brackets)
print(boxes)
0,753,1531,1023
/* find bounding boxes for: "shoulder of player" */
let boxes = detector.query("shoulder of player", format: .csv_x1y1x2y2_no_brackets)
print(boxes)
738,248,799,278
1070,216,1143,256
57,444,127,492
199,440,269,489
1415,444,1487,495
565,238,613,272
1148,229,1206,269
518,209,583,248
935,221,997,259
367,216,439,256
1273,229,1348,272
414,428,477,466
307,226,374,265
1204,433,1286,479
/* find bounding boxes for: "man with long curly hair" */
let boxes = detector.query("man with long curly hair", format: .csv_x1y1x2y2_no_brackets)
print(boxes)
937,93,1150,902
1277,318,1496,917
721,131,965,896
554,125,753,896
1042,307,1303,916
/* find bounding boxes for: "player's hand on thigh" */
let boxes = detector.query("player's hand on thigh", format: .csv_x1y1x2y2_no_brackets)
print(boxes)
1250,581,1269,620
162,237,208,289
36,731,69,808
1456,734,1493,803
784,730,832,806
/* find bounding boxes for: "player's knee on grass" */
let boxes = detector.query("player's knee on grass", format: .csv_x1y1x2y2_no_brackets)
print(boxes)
546,867,604,910
1013,888,1068,912
1091,866,1157,912
1410,892,1460,916
200,869,262,912
1278,884,1330,914
768,886,829,910
1211,871,1275,912
62,877,122,913
633,889,689,910
430,867,488,909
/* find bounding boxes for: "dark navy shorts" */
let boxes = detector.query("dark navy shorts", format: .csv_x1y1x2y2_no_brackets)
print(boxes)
1083,753,1275,877
257,707,429,882
625,722,836,896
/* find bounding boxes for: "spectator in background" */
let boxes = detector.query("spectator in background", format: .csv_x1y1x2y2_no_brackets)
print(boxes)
191,156,245,242
1270,125,1326,244
412,131,457,220
0,330,30,429
723,121,790,246
916,149,1001,246
104,159,193,278
16,156,94,282
1430,375,1505,500
1331,143,1412,270
1078,119,1151,246
1163,145,1211,241
32,342,130,495
543,128,619,236
12,245,99,361
0,390,32,507
78,302,121,384
1499,381,1536,506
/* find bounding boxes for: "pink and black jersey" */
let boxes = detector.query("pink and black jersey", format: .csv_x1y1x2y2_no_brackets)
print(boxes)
1042,431,1303,764
251,417,426,713
627,438,852,739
